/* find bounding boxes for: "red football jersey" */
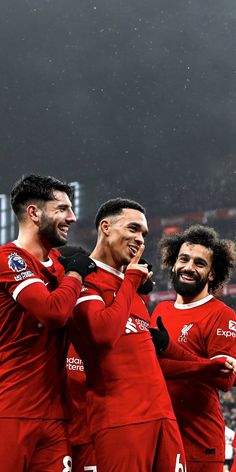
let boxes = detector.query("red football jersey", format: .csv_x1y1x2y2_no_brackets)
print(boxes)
0,242,81,419
70,260,176,436
151,295,236,462
66,343,91,445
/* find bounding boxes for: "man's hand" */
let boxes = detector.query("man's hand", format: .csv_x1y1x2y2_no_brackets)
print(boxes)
58,253,97,279
212,356,236,377
137,258,154,295
149,316,169,356
126,245,153,285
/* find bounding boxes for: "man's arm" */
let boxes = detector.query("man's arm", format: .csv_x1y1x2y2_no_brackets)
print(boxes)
73,269,144,349
159,355,236,390
2,247,97,329
150,316,236,388
73,244,151,348
16,276,82,328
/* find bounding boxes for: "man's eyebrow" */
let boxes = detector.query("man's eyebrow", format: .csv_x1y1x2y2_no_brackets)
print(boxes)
194,257,208,265
128,222,148,235
56,203,72,209
178,252,189,258
178,252,208,265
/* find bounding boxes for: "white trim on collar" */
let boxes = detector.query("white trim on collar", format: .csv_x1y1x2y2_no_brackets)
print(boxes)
42,257,53,267
174,294,213,310
12,240,53,267
92,259,124,279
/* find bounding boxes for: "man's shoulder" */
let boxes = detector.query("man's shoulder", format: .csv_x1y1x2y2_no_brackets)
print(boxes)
0,243,35,268
210,296,235,316
0,242,18,253
85,264,121,288
152,300,174,313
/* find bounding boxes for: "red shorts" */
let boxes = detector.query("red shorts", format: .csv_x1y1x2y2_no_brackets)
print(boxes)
93,418,186,472
0,418,72,472
72,442,97,472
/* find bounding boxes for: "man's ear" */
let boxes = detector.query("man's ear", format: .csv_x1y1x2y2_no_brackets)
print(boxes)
100,219,111,236
27,204,41,222
209,268,215,281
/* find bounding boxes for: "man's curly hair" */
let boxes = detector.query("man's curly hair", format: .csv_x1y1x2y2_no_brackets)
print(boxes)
159,224,236,293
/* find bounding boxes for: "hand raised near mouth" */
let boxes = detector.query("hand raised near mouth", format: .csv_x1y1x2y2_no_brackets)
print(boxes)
126,244,153,284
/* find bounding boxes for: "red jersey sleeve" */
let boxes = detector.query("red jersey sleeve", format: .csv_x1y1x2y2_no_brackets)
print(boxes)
72,269,143,349
0,245,82,328
152,301,236,390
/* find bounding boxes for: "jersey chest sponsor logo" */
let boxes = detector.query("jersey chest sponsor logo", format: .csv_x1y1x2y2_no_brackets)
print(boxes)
217,320,236,338
178,323,193,342
8,252,27,272
229,320,236,332
125,316,149,334
66,356,84,372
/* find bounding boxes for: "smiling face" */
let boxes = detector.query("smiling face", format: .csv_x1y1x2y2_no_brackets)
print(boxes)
38,190,76,247
172,242,215,302
100,208,148,269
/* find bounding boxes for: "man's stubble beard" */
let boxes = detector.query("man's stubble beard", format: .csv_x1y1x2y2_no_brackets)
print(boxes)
39,213,67,248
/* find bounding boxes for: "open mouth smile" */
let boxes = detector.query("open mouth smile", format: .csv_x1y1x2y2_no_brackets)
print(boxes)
128,244,139,257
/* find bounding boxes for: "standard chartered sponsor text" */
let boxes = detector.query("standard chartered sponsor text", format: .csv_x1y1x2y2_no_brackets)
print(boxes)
66,357,84,371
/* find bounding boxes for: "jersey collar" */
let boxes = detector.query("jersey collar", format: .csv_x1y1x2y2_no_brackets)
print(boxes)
174,294,213,310
92,259,124,279
12,240,53,267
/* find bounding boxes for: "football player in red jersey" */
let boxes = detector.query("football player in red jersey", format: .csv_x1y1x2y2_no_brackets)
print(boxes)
63,198,234,472
151,224,236,472
0,174,96,472
59,244,97,472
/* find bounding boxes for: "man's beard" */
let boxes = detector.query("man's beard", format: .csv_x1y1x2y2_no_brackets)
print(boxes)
171,270,210,298
39,213,67,247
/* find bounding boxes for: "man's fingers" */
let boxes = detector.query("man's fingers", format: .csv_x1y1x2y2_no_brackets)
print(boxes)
131,244,145,264
225,361,235,372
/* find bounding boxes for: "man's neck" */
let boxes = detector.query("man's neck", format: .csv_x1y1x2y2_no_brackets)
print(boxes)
90,246,122,272
15,232,50,262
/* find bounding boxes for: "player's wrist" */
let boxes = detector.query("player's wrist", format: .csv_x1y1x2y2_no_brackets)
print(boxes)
65,271,83,284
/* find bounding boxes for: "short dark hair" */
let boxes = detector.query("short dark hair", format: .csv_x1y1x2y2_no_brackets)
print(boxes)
159,224,236,293
11,174,74,220
95,198,146,230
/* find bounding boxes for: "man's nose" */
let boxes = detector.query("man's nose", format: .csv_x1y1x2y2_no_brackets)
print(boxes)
135,233,145,245
66,209,77,224
184,260,195,271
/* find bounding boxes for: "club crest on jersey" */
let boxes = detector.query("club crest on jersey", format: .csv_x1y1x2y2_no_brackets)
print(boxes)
229,320,236,332
178,323,193,343
8,253,27,272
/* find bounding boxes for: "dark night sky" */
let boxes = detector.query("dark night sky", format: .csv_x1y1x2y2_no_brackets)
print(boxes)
1,0,236,223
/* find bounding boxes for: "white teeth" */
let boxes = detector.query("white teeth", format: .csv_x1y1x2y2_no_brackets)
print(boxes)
60,227,68,234
181,274,194,281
